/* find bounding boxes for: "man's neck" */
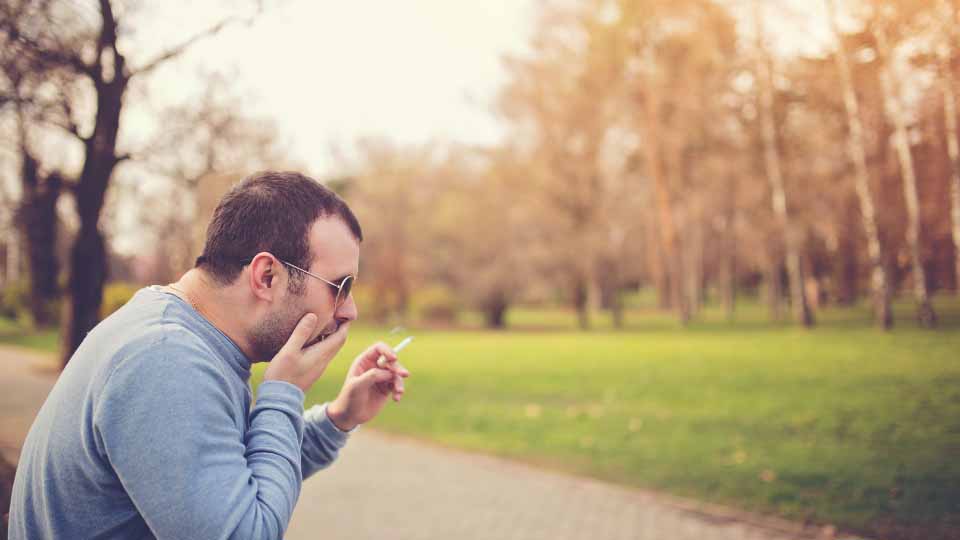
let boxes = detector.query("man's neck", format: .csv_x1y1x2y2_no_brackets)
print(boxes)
170,269,258,361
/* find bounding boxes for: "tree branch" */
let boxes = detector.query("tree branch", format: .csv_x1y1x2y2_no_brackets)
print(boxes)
58,98,85,141
131,14,255,78
0,22,93,77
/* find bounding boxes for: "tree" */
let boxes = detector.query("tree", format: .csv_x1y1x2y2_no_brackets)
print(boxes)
138,72,291,282
1,0,260,365
824,0,894,329
0,16,69,327
936,0,960,295
753,0,814,327
499,3,617,329
873,8,937,327
433,147,537,328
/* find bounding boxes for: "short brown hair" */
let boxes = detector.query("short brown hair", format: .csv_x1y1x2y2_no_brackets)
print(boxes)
197,171,362,287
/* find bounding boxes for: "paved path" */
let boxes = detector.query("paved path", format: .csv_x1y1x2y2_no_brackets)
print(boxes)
0,347,57,465
0,346,852,540
286,431,836,540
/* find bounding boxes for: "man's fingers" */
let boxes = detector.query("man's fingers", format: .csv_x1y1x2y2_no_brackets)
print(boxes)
299,321,350,379
376,356,410,378
356,342,397,371
322,321,351,348
280,313,318,354
393,374,404,400
359,367,394,388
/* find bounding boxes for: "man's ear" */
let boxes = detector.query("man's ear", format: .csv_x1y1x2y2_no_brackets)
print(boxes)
248,252,279,301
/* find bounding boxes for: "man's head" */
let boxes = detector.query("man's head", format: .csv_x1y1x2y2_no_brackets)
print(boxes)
197,171,362,360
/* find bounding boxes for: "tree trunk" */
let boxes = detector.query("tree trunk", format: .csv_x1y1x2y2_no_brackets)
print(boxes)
61,223,108,356
722,248,736,321
766,258,783,322
939,5,960,295
611,289,624,329
5,227,20,287
638,58,688,325
721,173,738,321
754,5,814,327
483,292,509,329
16,152,62,327
875,23,937,328
835,196,860,305
60,52,129,366
645,212,670,309
574,274,590,330
825,0,893,329
685,213,704,318
720,215,736,321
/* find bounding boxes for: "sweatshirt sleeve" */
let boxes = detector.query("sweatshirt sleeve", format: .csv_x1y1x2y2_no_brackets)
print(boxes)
94,338,305,540
300,403,354,479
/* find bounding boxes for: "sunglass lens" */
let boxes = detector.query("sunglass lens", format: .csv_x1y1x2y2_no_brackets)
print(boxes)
334,275,354,308
340,276,353,301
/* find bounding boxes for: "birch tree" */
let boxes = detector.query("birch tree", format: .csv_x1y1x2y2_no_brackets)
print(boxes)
873,12,937,327
753,1,814,327
937,0,960,295
824,0,894,329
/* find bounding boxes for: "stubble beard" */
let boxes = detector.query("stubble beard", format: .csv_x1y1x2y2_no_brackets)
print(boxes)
248,296,340,361
249,299,305,362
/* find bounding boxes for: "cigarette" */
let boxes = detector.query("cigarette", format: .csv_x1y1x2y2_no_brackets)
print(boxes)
377,336,413,368
394,336,414,352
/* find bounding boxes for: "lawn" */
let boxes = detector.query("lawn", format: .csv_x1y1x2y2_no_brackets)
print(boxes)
262,298,960,540
0,317,57,352
3,296,958,540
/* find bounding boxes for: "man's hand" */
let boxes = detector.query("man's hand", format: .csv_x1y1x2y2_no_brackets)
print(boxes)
326,342,411,431
263,314,350,393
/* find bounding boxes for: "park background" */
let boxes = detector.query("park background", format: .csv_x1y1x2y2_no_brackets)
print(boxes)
1,1,959,539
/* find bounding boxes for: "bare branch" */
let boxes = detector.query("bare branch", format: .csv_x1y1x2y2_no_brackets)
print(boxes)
57,97,84,140
131,15,254,78
0,21,93,77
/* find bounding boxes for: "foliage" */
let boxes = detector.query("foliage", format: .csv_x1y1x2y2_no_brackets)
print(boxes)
0,281,29,321
0,280,58,329
410,285,461,324
99,282,141,320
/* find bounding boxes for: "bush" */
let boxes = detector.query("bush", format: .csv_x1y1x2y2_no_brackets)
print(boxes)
410,285,460,324
0,280,59,329
0,281,29,320
350,284,411,325
100,282,141,320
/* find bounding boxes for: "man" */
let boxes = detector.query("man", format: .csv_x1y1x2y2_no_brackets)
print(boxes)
9,171,409,539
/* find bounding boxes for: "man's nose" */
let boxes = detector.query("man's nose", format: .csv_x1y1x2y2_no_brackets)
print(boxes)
336,294,358,323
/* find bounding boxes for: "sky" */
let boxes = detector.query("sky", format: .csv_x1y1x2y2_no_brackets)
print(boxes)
128,0,538,174
121,0,838,173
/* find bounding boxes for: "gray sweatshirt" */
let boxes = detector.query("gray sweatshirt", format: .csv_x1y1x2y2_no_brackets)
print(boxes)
9,286,351,539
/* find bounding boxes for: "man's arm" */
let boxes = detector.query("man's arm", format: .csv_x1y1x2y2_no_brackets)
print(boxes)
95,341,305,540
300,403,353,479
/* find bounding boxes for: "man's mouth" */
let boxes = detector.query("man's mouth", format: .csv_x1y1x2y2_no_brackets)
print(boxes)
311,322,341,345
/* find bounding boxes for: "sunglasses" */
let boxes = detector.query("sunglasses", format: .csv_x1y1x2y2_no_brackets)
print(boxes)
200,254,356,310
278,259,355,310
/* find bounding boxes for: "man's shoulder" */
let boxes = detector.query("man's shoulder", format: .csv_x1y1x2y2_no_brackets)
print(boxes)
93,312,236,413
83,287,225,382
92,288,210,351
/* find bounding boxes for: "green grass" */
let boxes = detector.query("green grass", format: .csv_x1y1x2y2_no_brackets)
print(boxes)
0,318,58,352
3,295,959,539
259,297,959,540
